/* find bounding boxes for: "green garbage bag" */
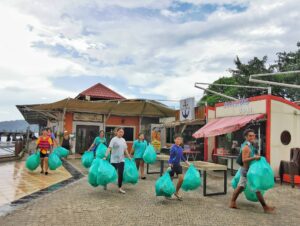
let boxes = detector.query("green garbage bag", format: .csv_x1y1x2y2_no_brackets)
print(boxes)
155,171,176,197
96,143,107,158
48,153,62,170
182,164,201,191
143,145,157,164
247,157,275,191
231,168,241,189
82,151,94,168
123,158,139,184
26,152,41,171
231,168,265,202
97,159,117,186
53,146,69,158
88,158,100,187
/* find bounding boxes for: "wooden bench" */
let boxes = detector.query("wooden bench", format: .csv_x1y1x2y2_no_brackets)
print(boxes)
183,161,227,196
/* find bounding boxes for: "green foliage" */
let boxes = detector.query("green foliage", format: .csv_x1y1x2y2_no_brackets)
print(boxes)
199,42,300,106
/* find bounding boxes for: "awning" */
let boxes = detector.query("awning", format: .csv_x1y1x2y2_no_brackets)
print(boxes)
193,114,265,138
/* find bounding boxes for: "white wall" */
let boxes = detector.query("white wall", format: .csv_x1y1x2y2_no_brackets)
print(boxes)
270,100,300,175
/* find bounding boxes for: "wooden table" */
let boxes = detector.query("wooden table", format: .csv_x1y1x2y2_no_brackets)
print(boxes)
213,154,238,176
146,154,170,176
183,161,227,197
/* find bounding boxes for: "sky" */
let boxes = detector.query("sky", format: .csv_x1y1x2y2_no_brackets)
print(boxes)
0,0,300,121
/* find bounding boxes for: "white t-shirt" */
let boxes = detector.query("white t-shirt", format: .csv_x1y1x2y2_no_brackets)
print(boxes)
109,136,127,163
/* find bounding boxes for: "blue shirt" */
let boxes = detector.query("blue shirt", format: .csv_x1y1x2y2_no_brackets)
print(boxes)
168,144,186,166
240,141,256,158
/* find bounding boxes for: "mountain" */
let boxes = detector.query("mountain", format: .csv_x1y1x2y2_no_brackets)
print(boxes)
0,120,39,133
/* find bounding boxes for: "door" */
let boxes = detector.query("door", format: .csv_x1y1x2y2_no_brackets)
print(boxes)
75,125,99,154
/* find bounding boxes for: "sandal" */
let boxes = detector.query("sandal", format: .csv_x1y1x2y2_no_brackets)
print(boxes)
45,172,48,175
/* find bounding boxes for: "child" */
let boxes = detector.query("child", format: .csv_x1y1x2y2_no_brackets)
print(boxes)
168,134,190,200
103,128,131,194
131,133,147,179
36,128,53,175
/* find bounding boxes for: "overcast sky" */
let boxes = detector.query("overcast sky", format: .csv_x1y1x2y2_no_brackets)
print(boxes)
0,0,300,121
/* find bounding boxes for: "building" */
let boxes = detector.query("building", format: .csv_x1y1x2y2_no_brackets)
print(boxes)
17,83,175,153
193,95,300,176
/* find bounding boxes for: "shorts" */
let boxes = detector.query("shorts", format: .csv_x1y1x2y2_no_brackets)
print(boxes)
169,165,183,177
238,167,248,188
40,152,49,158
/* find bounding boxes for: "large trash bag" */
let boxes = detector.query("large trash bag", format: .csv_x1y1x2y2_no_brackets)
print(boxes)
82,151,94,168
97,159,117,186
26,152,41,171
53,146,69,158
96,143,107,158
247,157,275,191
231,168,265,202
143,145,157,164
88,158,100,187
244,186,265,202
155,171,176,197
48,153,62,170
182,164,201,191
231,168,241,189
123,158,139,184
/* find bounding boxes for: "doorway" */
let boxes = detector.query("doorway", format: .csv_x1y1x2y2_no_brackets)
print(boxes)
75,125,99,154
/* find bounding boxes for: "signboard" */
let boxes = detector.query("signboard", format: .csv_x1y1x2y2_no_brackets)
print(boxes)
150,124,165,152
73,113,103,122
224,99,253,115
180,97,195,121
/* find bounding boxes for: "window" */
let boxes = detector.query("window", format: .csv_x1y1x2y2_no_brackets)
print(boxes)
280,130,291,145
105,126,135,142
166,127,174,143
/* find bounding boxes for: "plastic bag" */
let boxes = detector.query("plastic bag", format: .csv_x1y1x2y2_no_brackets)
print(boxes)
231,168,241,189
143,145,157,164
48,153,62,170
97,159,117,186
26,152,41,171
96,143,107,158
53,146,69,158
231,168,265,202
123,158,139,184
88,158,100,187
155,172,176,197
247,157,275,191
82,151,94,168
182,164,201,191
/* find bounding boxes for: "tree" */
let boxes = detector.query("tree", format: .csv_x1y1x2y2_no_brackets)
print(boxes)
199,42,300,106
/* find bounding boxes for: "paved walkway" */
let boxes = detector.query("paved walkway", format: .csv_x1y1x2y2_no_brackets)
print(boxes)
0,160,72,206
0,159,299,226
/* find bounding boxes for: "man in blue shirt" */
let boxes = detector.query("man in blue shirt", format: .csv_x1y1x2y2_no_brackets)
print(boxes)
168,134,190,200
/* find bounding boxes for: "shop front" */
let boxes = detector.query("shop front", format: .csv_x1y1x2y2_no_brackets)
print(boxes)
193,95,300,176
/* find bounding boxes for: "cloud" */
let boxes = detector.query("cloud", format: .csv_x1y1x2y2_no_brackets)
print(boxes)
0,0,300,121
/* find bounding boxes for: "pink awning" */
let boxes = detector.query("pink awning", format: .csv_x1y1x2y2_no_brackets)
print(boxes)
193,114,265,138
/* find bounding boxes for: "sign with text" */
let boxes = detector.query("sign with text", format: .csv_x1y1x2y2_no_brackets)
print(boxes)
73,113,103,122
180,97,195,121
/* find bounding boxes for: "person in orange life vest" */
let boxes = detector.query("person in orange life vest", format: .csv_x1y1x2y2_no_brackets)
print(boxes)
36,128,53,175
47,128,58,147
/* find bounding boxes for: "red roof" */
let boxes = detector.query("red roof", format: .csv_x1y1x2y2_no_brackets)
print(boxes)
76,83,125,100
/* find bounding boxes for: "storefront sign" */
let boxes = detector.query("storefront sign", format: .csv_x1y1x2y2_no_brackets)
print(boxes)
180,97,195,121
73,113,103,122
224,99,253,115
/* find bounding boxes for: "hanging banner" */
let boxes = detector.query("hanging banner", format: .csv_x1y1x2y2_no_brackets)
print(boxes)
180,97,195,121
